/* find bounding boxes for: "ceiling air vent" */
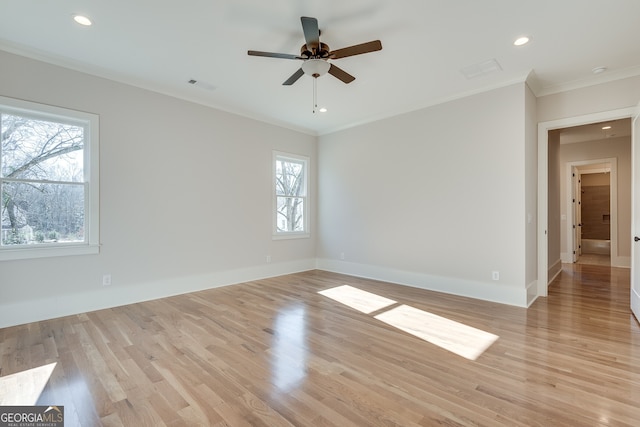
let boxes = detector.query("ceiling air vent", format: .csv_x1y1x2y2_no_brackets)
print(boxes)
460,59,502,79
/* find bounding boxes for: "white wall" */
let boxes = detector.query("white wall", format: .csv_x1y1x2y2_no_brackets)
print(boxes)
537,75,640,123
4,49,639,328
547,131,562,279
0,50,317,328
525,84,538,304
317,83,530,306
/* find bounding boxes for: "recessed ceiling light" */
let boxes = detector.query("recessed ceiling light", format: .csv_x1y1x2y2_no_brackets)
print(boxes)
319,107,327,113
73,15,92,26
592,66,607,74
602,126,612,130
513,36,530,46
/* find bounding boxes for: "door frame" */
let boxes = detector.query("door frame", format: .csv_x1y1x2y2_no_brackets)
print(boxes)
573,165,582,262
630,103,640,322
565,159,616,264
537,107,636,297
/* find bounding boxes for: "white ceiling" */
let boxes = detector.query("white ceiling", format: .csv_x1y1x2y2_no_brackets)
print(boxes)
1,0,640,136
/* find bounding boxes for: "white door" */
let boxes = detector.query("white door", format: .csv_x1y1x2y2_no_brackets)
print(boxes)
631,102,640,322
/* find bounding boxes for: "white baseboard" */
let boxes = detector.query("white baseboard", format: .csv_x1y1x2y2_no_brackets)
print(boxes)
526,280,538,307
560,254,629,268
0,258,316,329
548,258,562,284
315,258,528,307
612,256,630,268
2,256,558,329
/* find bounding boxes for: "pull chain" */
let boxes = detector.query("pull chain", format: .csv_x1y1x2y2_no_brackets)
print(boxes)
313,77,317,113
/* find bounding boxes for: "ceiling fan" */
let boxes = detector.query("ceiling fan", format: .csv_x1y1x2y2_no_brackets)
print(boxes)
248,16,382,85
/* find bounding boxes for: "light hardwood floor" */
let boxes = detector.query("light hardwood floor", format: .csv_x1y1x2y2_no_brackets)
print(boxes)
576,253,611,266
1,264,639,426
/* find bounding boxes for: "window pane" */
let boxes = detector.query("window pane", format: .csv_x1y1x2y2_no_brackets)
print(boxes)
276,159,304,196
276,196,305,232
1,114,84,182
1,181,85,246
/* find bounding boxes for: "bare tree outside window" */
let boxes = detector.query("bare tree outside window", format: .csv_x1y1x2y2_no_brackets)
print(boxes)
1,113,85,246
275,155,307,234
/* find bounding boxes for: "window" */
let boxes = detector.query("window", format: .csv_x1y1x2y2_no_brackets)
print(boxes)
274,152,308,238
0,96,99,260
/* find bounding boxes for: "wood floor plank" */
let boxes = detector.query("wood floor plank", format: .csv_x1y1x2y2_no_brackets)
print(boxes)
1,264,640,426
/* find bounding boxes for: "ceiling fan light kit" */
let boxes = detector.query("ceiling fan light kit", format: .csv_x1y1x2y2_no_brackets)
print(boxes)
248,16,382,112
301,59,331,78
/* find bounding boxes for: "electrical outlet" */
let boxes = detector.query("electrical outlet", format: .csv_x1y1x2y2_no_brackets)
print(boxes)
492,271,499,281
102,274,112,286
266,255,271,263
340,252,345,260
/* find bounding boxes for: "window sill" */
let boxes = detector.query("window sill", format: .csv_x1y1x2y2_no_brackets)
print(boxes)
272,233,310,241
0,244,100,261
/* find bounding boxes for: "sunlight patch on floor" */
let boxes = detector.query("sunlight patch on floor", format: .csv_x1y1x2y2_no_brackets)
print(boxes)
318,285,397,314
375,305,499,360
319,286,499,360
0,362,57,405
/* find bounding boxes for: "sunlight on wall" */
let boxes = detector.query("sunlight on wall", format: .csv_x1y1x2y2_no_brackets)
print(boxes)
318,285,396,314
0,362,57,405
318,286,499,360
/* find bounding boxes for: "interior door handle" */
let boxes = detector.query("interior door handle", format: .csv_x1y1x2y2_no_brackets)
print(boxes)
635,236,640,242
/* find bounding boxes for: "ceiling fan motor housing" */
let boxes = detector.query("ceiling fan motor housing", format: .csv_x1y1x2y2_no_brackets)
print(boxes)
301,42,330,58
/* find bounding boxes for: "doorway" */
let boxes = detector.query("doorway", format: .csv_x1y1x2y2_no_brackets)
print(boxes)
555,124,627,270
573,162,612,266
537,108,636,298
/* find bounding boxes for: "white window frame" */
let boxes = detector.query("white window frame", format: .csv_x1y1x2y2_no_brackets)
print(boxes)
273,151,309,239
0,96,100,261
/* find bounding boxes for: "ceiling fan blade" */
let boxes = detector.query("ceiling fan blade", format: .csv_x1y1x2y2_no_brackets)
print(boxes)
248,50,303,60
283,68,305,85
328,64,355,84
329,40,382,59
301,16,320,52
